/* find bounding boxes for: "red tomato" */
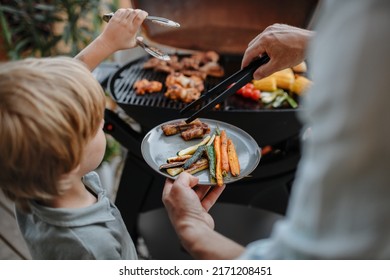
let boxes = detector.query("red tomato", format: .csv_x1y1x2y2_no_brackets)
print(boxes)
236,87,244,95
245,83,255,90
242,88,253,98
235,83,259,100
251,89,261,101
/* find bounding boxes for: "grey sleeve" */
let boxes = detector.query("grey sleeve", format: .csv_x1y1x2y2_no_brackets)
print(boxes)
239,0,390,259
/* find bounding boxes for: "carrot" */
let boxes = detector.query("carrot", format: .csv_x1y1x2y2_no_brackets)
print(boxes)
227,138,240,176
220,130,229,176
214,135,223,187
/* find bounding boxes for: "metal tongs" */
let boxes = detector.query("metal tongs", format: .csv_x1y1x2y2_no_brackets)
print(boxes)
180,54,270,123
102,12,180,61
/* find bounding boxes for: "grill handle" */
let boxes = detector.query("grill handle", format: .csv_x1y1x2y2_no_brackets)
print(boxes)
104,109,144,160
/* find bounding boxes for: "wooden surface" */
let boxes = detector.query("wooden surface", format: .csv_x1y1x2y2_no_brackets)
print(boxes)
0,191,32,260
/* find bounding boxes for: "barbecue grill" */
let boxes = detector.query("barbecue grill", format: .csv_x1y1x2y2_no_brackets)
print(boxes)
103,0,320,259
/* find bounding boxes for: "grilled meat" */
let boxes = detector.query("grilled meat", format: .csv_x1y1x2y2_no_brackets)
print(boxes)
181,125,210,141
199,61,224,78
192,50,220,64
143,51,224,79
161,119,210,140
161,120,186,136
165,72,204,91
141,51,224,103
165,86,201,103
164,73,204,103
133,79,163,95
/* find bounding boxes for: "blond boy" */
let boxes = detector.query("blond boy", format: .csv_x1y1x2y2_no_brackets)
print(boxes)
0,9,148,259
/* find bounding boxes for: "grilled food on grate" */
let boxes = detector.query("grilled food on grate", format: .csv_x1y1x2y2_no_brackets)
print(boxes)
143,51,224,79
133,79,163,95
164,72,205,103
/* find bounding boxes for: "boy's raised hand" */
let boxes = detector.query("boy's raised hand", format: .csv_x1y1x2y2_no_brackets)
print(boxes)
100,9,148,52
75,8,148,71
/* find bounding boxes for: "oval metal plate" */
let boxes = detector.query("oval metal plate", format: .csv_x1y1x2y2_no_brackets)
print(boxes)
141,118,261,185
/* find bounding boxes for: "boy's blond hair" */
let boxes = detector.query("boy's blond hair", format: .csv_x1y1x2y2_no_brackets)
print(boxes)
0,57,105,212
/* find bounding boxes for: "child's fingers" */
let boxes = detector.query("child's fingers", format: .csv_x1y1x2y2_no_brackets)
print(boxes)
132,9,148,25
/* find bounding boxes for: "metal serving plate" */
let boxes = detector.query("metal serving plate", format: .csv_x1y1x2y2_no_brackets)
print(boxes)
141,118,261,185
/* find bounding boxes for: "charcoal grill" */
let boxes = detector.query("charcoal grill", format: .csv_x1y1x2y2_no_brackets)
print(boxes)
103,0,320,258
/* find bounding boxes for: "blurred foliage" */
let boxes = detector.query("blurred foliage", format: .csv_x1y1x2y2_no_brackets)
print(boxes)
103,134,122,164
0,0,119,59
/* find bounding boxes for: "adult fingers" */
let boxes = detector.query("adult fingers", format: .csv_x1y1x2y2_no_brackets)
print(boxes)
201,184,226,212
252,58,278,80
163,172,199,199
162,178,174,201
194,185,211,201
241,38,265,69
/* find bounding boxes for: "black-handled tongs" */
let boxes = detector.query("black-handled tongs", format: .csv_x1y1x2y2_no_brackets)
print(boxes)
180,54,270,123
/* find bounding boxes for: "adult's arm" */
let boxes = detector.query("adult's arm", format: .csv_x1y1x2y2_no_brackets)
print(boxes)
162,172,245,259
240,0,390,259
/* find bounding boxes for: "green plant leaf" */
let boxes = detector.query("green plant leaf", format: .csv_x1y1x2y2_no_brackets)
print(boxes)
0,0,103,59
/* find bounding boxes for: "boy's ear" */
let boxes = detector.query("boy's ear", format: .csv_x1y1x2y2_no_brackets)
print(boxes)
69,164,81,176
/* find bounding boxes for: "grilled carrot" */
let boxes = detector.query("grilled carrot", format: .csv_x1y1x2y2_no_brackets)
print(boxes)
227,138,240,176
214,135,223,187
220,130,229,176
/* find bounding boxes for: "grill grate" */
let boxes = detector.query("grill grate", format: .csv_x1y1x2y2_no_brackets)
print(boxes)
107,55,294,112
108,56,236,111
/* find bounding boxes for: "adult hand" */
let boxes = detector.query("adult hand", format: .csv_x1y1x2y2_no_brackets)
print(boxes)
242,24,314,80
162,172,225,233
162,172,245,259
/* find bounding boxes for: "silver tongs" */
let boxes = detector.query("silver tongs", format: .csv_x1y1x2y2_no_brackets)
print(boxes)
102,12,180,61
102,13,180,28
180,54,270,123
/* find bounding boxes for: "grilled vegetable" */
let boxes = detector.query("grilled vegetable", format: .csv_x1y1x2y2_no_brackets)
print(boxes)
272,68,295,90
292,75,312,96
261,91,279,104
215,125,221,136
177,135,211,156
214,135,223,187
220,130,229,176
236,83,261,101
166,167,184,176
253,76,277,92
186,158,209,175
285,93,298,108
183,145,205,169
227,138,240,176
206,133,216,146
272,94,287,108
205,145,216,179
167,154,192,163
159,161,186,170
